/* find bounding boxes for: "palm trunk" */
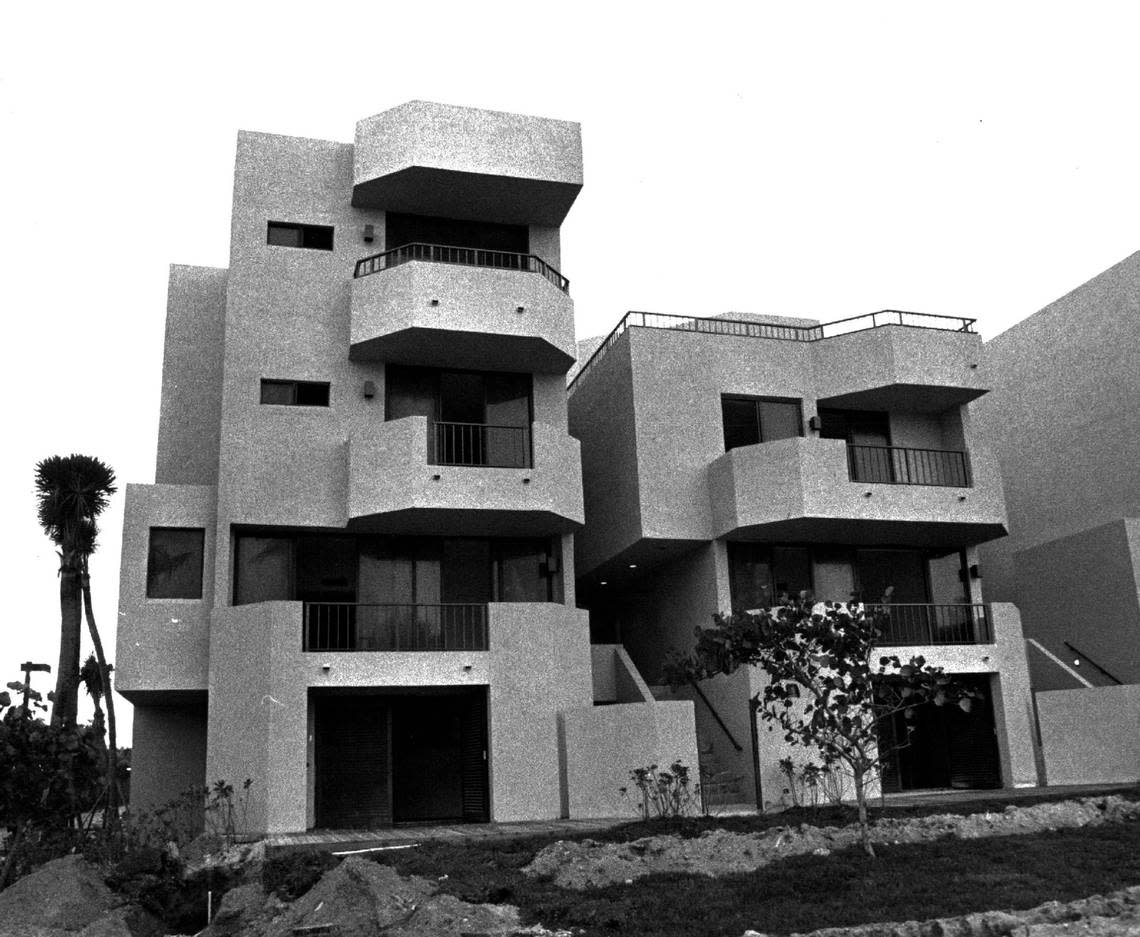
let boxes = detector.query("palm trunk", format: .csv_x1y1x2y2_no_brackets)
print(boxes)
81,561,119,831
52,552,83,729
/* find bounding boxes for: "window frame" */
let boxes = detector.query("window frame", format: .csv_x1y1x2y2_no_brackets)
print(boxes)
259,380,331,407
721,394,804,452
266,221,335,251
146,527,206,600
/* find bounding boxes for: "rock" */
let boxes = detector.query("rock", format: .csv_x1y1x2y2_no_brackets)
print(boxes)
200,883,276,937
0,855,119,931
76,908,135,937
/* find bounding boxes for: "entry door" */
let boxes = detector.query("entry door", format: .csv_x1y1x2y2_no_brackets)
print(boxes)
314,697,392,829
878,675,1001,792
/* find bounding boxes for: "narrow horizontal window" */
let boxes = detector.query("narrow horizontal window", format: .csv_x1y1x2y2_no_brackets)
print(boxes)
147,528,205,599
266,221,334,251
260,380,330,407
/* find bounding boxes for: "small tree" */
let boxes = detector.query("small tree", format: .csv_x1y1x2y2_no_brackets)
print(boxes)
668,596,976,857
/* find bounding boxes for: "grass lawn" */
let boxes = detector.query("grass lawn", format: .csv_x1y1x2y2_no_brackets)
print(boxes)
359,786,1140,937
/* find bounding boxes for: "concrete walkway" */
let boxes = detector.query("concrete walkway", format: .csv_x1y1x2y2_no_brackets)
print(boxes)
266,781,1138,857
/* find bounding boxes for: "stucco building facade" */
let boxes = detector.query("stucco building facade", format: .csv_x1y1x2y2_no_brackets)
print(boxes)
568,311,1038,806
974,252,1140,694
116,102,697,833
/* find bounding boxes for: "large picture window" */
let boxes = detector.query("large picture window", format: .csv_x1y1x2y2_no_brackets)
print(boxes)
146,528,205,599
721,396,802,451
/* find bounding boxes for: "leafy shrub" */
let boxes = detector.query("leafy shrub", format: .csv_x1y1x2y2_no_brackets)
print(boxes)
620,762,701,819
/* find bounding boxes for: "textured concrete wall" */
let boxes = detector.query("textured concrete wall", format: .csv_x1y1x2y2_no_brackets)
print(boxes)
117,483,216,694
976,253,1140,678
156,266,227,486
131,699,208,812
1037,684,1140,784
567,332,643,576
348,417,583,532
350,260,575,370
812,325,986,404
561,700,700,818
206,600,592,833
1011,519,1140,689
354,101,582,190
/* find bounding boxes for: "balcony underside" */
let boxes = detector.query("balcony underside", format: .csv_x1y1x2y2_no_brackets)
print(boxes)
349,327,575,372
817,381,985,413
352,167,582,226
725,516,1007,548
347,506,581,537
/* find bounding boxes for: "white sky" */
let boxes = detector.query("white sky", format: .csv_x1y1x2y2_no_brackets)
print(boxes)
2,1,1138,744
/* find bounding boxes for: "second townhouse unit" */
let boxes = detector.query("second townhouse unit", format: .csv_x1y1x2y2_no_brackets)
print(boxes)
116,102,697,834
568,310,1039,806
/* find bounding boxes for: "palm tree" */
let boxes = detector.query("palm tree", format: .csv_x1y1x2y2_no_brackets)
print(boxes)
35,455,119,822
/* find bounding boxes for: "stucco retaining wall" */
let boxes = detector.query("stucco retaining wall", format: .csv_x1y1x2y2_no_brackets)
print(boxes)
1037,684,1140,785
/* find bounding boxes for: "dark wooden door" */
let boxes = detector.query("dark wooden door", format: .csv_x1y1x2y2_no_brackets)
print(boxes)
314,697,392,829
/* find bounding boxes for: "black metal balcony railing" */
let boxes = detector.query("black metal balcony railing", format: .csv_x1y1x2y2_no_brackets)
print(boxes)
847,445,970,487
353,242,570,294
568,309,976,395
304,603,489,652
871,603,992,646
432,421,531,469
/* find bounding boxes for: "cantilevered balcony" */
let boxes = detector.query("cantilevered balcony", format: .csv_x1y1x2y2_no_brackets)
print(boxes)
352,101,583,225
707,436,1006,546
349,244,576,373
347,416,583,536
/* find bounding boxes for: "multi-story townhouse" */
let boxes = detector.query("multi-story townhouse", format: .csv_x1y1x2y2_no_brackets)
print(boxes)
116,102,697,834
569,311,1038,806
975,252,1140,693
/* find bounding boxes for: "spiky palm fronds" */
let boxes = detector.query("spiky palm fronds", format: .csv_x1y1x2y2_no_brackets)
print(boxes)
34,455,117,554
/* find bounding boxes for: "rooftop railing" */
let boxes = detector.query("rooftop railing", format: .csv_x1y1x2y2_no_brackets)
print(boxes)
303,602,488,652
354,242,570,294
568,309,976,395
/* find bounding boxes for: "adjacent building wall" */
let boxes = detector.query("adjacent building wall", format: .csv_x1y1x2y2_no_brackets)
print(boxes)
1037,684,1140,784
976,252,1140,686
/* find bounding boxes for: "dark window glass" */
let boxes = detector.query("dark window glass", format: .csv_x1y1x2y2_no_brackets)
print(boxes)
722,396,803,451
234,536,293,605
259,380,329,406
722,398,760,450
260,380,294,405
727,543,813,609
147,528,205,599
385,213,528,254
758,400,802,442
266,221,334,251
495,540,550,602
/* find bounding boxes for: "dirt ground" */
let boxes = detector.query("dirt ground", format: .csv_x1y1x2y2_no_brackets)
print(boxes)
525,795,1140,889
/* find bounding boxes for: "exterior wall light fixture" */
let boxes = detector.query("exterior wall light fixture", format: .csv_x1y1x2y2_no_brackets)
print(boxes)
363,224,375,243
430,298,440,306
362,380,376,399
863,491,873,498
522,477,531,484
517,305,526,314
958,494,968,502
431,474,441,481
321,663,331,672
